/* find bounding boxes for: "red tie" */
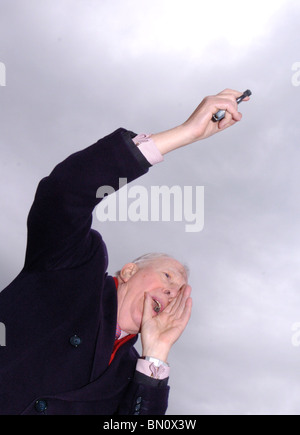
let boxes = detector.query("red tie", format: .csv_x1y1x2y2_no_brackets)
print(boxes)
109,276,136,365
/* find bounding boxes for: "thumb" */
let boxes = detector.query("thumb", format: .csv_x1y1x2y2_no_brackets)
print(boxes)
142,292,153,323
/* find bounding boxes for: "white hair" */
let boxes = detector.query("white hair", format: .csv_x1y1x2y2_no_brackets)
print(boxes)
115,252,189,278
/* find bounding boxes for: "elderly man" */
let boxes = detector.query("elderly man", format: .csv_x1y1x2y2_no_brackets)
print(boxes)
0,89,249,415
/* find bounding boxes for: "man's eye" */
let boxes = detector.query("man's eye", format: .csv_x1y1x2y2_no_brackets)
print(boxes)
164,272,170,278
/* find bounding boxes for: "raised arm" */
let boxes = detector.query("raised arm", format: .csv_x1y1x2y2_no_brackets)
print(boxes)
24,128,151,270
24,89,250,271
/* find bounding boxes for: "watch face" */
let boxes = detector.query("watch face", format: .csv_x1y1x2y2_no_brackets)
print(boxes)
149,357,162,367
145,356,169,367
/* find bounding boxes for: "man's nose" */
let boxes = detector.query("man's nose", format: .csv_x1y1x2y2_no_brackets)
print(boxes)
163,284,184,299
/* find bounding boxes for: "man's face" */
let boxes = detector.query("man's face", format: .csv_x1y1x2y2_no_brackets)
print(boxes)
117,258,188,334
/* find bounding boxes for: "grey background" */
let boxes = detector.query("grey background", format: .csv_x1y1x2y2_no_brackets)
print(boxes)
1,0,300,415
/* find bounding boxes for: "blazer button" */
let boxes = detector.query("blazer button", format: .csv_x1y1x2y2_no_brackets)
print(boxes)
35,399,48,413
69,335,82,347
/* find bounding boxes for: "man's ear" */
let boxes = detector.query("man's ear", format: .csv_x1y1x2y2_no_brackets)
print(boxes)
119,263,139,283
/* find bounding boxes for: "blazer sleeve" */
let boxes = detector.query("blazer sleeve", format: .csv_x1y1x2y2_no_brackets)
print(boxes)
117,373,170,415
23,128,151,270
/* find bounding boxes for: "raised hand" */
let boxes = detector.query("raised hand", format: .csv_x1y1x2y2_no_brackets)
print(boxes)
151,88,251,155
140,285,192,363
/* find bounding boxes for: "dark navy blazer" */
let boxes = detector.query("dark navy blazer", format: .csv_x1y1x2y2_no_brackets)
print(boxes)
0,128,170,415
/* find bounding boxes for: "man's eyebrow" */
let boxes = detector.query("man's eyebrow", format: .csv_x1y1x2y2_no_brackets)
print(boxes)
178,269,188,283
168,267,187,282
161,265,187,283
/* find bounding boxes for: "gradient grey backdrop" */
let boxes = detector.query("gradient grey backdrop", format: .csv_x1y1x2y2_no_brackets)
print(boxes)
1,0,300,415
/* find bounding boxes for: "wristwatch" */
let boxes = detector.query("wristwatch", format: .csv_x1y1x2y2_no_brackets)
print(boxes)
141,356,170,367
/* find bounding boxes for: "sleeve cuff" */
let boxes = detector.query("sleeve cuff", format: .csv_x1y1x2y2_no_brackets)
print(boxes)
136,358,170,380
132,134,164,166
133,370,169,388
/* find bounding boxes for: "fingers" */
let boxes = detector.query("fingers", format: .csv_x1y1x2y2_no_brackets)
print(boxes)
217,88,244,99
212,99,241,122
141,292,153,323
218,111,241,130
176,285,192,323
181,88,250,143
164,285,192,320
141,287,192,356
168,285,193,335
172,286,192,329
216,88,249,126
